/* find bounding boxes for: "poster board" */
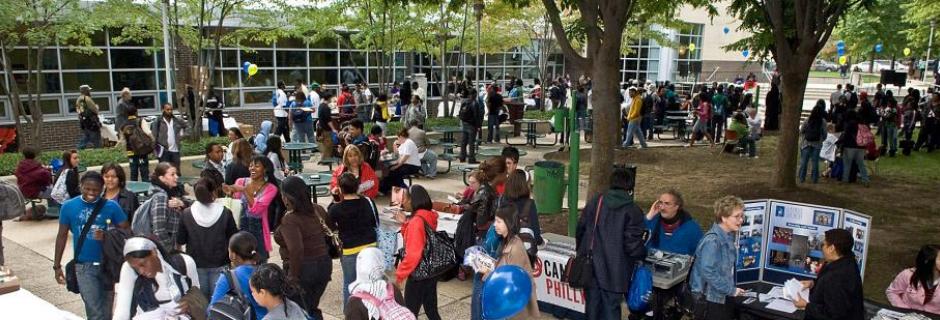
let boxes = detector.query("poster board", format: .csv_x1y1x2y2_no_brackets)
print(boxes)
534,234,585,314
736,200,768,283
842,210,872,279
761,200,843,285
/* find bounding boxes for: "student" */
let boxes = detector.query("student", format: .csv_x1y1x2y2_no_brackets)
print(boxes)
15,146,52,200
178,179,238,297
101,163,140,221
393,185,441,320
113,237,200,320
478,205,540,318
227,156,280,263
147,163,191,251
53,171,130,320
886,245,940,314
793,229,865,320
209,232,268,319
379,129,421,195
265,136,289,180
250,264,308,320
330,145,380,199
225,139,253,186
345,247,406,320
57,150,82,201
329,172,379,304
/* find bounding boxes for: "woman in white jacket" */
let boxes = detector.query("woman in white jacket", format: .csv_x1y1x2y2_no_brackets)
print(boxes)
113,237,200,320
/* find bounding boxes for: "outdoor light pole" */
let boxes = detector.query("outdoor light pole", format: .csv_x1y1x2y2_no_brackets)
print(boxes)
474,0,483,85
924,21,935,82
160,0,173,105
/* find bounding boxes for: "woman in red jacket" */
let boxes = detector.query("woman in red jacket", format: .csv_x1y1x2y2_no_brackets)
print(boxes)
393,185,441,320
330,145,379,199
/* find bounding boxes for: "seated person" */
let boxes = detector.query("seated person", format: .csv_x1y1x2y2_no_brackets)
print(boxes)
433,169,481,214
15,146,52,199
368,126,388,155
407,125,438,178
330,145,380,199
886,245,940,315
378,128,422,195
645,189,703,255
344,119,368,146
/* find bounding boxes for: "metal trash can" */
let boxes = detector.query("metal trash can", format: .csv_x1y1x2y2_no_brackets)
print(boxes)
533,161,565,215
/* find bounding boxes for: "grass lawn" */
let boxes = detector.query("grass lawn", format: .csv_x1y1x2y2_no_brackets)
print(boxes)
809,70,880,83
543,133,940,303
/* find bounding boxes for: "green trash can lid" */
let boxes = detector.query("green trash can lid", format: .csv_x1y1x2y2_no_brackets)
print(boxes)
534,161,563,169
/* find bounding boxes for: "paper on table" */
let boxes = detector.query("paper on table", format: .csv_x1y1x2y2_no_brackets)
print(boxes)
784,278,810,302
765,299,798,313
447,195,460,203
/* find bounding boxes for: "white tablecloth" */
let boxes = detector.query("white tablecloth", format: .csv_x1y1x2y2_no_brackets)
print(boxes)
0,289,84,320
378,207,460,252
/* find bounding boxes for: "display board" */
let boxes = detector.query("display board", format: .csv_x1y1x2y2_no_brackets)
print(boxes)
842,210,872,279
736,200,768,283
534,234,585,314
761,200,843,284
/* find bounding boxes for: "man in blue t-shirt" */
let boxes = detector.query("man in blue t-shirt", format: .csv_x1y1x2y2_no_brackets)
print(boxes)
53,171,129,320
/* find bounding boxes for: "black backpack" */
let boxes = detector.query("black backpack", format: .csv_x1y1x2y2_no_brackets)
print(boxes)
458,100,475,123
101,228,135,286
357,141,380,169
208,269,254,320
804,120,824,142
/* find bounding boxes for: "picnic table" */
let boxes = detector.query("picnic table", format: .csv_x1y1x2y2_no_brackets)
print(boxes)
126,181,151,197
432,126,463,144
508,118,555,147
477,147,527,160
191,160,205,170
299,172,332,197
283,142,318,173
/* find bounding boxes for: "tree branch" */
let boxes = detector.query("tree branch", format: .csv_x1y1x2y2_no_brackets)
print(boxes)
540,0,587,67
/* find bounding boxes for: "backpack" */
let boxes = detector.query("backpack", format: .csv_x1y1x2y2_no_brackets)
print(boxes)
124,122,154,156
131,195,158,237
50,169,71,204
350,283,416,320
357,141,380,170
101,228,135,286
78,98,101,130
856,124,874,146
208,269,254,320
804,121,824,142
0,180,26,220
291,102,309,123
458,100,474,123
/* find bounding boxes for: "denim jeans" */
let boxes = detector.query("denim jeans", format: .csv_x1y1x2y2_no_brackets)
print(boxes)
421,150,438,178
208,118,222,136
470,273,483,320
585,284,623,320
78,128,102,149
842,148,869,183
740,136,757,157
799,145,821,183
291,121,315,143
881,124,898,154
340,253,359,306
642,115,653,139
198,266,224,298
128,155,150,182
460,125,478,161
159,151,181,170
623,118,647,147
76,262,113,320
487,113,500,142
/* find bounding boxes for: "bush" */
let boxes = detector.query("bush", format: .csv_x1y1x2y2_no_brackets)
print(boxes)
0,136,231,176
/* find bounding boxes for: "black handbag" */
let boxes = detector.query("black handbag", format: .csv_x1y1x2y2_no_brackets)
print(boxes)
676,233,717,315
409,216,457,281
564,196,604,289
65,197,107,293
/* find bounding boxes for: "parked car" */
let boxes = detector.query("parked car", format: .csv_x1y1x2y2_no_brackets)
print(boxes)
813,59,840,72
852,60,908,73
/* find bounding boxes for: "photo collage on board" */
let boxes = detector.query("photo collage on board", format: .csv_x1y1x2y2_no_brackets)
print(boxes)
765,202,840,277
737,202,766,271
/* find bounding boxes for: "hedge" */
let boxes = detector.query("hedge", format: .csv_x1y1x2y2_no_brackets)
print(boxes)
0,137,229,176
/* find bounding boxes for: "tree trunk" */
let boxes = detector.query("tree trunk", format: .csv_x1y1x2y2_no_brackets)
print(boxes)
0,43,27,139
586,44,621,196
772,68,809,190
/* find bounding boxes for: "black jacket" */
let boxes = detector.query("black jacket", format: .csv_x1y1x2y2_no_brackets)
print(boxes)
462,97,484,128
469,183,497,237
837,118,863,149
576,189,647,293
112,189,140,223
805,256,865,320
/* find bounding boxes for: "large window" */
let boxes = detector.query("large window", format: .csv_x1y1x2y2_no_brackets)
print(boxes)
673,23,704,81
244,90,273,104
242,50,274,67
8,49,58,70
310,69,338,85
60,50,108,70
62,72,109,94
277,69,307,84
277,51,306,67
341,52,367,67
242,69,274,87
310,51,337,67
221,50,239,68
112,71,157,91
22,99,61,115
13,73,61,94
111,49,154,69
67,96,111,113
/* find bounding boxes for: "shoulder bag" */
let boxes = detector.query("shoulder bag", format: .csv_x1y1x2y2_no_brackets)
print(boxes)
368,198,399,271
315,208,342,259
409,216,457,281
65,197,107,293
563,196,603,289
677,233,717,316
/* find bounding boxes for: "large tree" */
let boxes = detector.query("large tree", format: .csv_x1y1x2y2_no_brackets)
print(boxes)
727,0,872,190
833,0,912,72
519,0,712,195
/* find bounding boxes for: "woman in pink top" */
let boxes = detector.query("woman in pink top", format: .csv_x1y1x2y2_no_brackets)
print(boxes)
886,245,940,315
225,155,279,263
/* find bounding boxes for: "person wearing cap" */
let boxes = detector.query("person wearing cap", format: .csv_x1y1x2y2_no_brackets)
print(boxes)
76,84,102,149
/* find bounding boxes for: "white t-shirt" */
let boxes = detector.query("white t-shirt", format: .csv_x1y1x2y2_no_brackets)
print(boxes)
164,118,179,152
274,89,289,118
309,91,321,118
268,152,286,180
397,138,422,167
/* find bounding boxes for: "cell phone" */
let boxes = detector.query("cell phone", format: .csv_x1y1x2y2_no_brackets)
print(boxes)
744,297,757,304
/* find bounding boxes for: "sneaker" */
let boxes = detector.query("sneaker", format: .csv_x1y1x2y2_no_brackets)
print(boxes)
638,145,646,149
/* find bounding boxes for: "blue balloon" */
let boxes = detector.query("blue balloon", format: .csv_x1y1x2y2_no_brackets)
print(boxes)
242,61,251,74
837,47,846,55
875,43,883,53
482,265,533,320
837,40,845,48
723,26,730,34
742,49,750,58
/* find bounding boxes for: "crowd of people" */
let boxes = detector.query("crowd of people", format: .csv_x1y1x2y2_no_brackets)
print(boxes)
4,75,940,320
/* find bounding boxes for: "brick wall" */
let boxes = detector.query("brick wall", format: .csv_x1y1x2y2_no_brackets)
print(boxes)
18,120,84,152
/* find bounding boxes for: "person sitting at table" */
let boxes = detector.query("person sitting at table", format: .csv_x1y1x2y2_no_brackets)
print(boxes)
690,195,747,320
793,228,865,320
15,146,52,220
330,145,379,199
433,169,481,215
203,142,226,181
886,244,940,315
407,125,439,179
101,162,140,222
379,128,422,195
344,119,368,146
226,139,253,186
264,136,289,180
646,189,702,255
369,125,387,154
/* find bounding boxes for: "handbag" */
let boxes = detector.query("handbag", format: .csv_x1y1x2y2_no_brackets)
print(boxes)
368,198,400,270
677,233,717,315
65,197,107,293
314,207,342,259
51,168,71,204
181,287,209,320
409,216,457,281
563,196,604,289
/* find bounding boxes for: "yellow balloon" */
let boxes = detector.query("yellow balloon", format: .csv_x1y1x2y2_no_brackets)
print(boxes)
248,64,259,76
839,56,847,65
903,48,911,56
688,43,696,52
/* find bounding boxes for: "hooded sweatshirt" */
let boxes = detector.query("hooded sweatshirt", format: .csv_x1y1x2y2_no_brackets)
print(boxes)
255,120,273,154
178,202,238,268
575,189,647,293
15,158,52,198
